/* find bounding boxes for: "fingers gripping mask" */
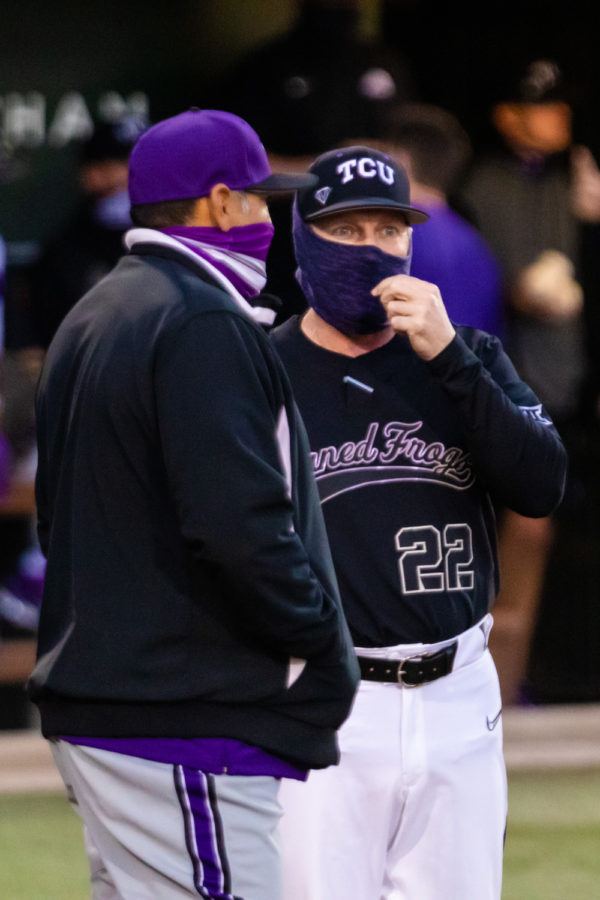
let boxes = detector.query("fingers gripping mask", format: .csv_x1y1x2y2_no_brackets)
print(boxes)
292,204,412,335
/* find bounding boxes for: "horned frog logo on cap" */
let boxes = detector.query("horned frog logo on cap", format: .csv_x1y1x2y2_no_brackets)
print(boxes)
314,186,332,206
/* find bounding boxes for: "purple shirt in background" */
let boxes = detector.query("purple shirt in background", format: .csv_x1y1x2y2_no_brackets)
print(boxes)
0,433,11,500
61,736,308,781
410,203,505,339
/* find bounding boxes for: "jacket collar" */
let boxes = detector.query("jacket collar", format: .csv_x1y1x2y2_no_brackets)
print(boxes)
124,228,276,326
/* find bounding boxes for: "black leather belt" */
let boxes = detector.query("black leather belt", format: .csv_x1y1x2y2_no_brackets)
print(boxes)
357,642,458,687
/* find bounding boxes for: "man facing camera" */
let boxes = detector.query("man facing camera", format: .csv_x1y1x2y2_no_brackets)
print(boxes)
272,145,567,899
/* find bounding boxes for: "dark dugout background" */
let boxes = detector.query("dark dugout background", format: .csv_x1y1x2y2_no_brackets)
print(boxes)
2,0,600,250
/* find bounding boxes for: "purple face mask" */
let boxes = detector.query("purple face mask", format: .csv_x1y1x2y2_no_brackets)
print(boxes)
292,205,412,335
160,222,274,299
161,223,274,261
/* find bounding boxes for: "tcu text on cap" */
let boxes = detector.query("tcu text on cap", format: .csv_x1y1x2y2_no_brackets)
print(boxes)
336,157,395,185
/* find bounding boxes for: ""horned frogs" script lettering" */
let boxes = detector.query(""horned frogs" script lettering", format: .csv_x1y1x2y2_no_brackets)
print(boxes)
311,421,474,502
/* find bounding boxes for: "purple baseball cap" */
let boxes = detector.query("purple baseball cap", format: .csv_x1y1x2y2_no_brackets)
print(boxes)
128,108,317,205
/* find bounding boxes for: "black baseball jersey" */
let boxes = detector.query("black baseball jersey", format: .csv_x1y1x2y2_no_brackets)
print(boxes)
272,317,567,646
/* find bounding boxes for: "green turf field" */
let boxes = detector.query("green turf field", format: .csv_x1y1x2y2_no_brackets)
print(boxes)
502,769,600,899
0,792,88,900
1,769,599,899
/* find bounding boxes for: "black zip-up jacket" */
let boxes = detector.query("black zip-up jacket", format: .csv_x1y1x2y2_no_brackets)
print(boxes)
30,240,359,769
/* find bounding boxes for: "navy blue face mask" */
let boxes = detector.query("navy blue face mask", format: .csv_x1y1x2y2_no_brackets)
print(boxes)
292,204,412,335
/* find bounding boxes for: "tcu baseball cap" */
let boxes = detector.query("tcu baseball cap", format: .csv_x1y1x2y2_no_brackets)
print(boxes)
128,108,317,205
296,145,429,224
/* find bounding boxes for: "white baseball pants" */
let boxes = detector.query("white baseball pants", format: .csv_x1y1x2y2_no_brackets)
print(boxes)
279,615,507,900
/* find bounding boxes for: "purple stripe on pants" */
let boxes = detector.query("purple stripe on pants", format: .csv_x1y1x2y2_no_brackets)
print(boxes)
174,765,236,900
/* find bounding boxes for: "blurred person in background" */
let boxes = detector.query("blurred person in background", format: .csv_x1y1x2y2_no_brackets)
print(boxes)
0,350,45,642
379,102,505,337
458,58,600,704
216,0,415,165
460,59,586,426
30,114,147,349
0,307,44,725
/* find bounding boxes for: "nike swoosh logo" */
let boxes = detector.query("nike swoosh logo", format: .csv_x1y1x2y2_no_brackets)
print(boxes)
486,708,503,731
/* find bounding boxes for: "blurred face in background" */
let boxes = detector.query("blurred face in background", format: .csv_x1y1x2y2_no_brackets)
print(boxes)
79,159,130,198
493,101,572,156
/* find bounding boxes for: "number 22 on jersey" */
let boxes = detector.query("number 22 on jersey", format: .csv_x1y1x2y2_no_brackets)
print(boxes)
395,524,474,594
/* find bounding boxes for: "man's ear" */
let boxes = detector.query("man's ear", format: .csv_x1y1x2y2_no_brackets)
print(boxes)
207,183,234,231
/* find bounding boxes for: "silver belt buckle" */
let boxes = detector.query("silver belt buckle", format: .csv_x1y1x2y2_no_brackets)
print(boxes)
397,655,420,687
